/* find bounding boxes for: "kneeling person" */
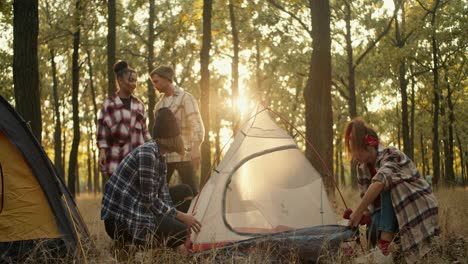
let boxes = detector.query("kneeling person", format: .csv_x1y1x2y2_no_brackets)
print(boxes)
101,108,201,254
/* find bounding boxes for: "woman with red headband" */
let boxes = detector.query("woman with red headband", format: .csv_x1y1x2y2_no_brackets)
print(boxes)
344,118,439,264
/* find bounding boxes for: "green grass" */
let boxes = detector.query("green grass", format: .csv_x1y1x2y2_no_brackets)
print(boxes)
73,187,467,263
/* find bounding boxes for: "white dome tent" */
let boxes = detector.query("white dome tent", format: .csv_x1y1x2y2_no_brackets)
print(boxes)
188,105,346,253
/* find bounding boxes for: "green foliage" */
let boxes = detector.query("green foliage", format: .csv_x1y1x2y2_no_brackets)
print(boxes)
1,0,466,189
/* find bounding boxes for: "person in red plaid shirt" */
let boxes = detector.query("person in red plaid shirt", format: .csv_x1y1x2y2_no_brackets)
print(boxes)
97,61,151,178
344,118,439,264
101,108,201,255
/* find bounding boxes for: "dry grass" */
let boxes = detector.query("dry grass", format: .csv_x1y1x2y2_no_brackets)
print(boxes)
73,187,468,263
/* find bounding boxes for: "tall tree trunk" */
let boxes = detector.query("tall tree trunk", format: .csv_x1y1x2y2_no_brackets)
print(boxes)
68,0,82,198
395,16,411,159
421,133,427,178
75,165,80,195
396,103,401,150
50,48,64,177
214,89,221,166
86,49,100,194
398,62,411,153
200,0,213,183
456,135,466,185
430,0,441,185
288,84,301,136
87,120,92,193
147,0,156,134
344,0,357,119
229,0,240,132
443,71,455,184
305,0,333,195
107,0,116,96
344,0,358,188
339,143,345,186
255,38,263,94
410,68,415,158
334,137,340,185
13,0,41,141
62,95,67,177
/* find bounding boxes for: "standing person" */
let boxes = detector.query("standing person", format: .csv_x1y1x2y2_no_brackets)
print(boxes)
150,65,204,194
344,118,439,264
101,108,201,254
97,60,151,179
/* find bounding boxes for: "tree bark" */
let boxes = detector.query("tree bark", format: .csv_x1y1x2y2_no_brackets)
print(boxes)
229,0,240,132
68,0,82,198
50,48,64,178
393,0,412,160
344,0,357,119
107,0,116,96
86,49,100,194
305,0,333,195
255,38,263,94
410,68,415,159
456,135,466,185
442,73,455,184
420,132,426,178
62,95,67,176
430,0,441,185
200,0,213,183
13,0,42,141
87,120,92,193
147,0,156,134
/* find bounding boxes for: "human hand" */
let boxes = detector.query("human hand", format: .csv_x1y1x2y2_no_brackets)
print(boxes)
345,208,371,227
99,149,107,169
178,212,201,234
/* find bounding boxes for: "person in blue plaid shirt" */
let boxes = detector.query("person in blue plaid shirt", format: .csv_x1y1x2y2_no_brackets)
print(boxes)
101,108,201,255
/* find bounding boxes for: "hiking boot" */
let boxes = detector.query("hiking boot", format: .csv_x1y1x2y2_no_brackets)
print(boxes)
355,247,393,264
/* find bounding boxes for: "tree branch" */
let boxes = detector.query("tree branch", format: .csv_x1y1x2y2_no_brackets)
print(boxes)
265,0,312,37
121,48,146,59
127,26,150,47
353,0,403,70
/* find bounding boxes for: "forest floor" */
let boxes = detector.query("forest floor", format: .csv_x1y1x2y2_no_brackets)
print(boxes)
75,187,468,264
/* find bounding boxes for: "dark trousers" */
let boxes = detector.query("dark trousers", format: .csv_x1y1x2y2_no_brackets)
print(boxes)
167,161,198,195
104,184,193,248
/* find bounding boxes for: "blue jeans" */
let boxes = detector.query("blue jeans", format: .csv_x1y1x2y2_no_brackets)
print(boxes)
368,191,399,245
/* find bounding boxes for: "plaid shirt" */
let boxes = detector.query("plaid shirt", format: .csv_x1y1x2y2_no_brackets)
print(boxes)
357,146,439,263
101,141,176,242
97,93,152,175
154,86,204,163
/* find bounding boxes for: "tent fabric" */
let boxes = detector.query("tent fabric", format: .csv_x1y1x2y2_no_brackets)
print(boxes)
0,95,90,261
0,132,61,241
193,225,357,263
189,107,337,249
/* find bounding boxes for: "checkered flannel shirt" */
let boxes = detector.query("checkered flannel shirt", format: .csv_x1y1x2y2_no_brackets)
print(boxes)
357,146,439,263
101,141,176,242
97,93,152,175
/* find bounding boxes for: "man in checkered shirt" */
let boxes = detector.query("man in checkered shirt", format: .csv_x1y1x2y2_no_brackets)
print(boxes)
101,108,201,254
150,65,205,194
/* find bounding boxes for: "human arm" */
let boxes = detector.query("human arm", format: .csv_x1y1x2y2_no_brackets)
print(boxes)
348,181,384,227
138,149,177,217
97,105,110,169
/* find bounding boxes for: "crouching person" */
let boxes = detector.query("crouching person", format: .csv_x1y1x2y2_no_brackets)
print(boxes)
101,108,201,255
344,118,439,264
